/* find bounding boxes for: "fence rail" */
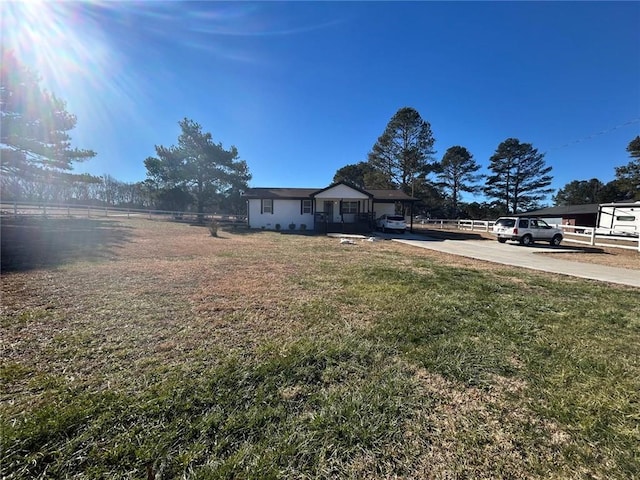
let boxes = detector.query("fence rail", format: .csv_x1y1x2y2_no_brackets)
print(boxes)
0,201,246,224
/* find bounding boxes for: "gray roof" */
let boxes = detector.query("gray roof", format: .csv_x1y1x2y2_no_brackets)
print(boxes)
242,188,318,199
521,204,599,217
243,185,416,202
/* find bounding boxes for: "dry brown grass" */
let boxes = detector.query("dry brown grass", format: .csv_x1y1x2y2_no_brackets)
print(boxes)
2,218,635,387
2,217,639,479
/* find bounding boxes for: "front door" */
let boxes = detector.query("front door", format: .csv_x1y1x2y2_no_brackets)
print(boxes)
324,201,334,222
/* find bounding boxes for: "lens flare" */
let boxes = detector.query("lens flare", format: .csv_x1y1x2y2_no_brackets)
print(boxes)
2,1,344,178
2,1,145,163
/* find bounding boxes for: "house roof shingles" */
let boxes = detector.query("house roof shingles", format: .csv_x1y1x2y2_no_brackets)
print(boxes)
243,188,318,199
243,186,417,202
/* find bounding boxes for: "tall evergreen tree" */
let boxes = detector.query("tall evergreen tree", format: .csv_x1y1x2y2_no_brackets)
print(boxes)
0,50,95,182
332,161,395,189
627,135,640,159
367,107,436,195
614,136,640,200
553,178,606,205
484,138,553,214
436,146,482,216
144,118,251,216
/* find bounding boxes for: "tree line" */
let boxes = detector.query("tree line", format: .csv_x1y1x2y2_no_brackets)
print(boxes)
1,52,250,216
334,107,639,218
2,52,638,218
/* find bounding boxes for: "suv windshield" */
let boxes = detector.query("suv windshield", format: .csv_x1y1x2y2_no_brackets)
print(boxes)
387,216,405,221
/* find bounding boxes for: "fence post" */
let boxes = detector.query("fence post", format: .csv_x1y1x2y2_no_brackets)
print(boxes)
590,228,596,246
13,201,17,217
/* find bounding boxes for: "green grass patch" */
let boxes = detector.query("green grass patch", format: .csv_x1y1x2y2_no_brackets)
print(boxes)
2,338,423,479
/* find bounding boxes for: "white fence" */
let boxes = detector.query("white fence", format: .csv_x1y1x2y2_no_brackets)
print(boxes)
412,218,639,252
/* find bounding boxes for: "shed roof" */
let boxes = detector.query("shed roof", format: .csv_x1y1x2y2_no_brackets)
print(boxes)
521,204,599,217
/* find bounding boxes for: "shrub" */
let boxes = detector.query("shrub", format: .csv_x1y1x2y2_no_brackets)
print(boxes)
275,224,281,231
300,224,307,231
289,223,296,231
208,220,219,237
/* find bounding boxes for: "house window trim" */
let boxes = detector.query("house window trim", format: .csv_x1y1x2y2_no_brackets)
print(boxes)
261,198,273,214
341,200,359,214
301,199,313,215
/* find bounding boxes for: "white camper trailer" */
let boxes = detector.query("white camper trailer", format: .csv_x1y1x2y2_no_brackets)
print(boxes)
597,202,640,237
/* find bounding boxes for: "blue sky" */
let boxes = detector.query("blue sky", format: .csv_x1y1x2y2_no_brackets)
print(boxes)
6,1,640,202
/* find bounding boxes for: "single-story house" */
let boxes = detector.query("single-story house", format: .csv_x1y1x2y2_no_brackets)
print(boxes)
243,182,417,234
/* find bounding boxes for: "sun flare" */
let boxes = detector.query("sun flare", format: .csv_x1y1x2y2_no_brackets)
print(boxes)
2,1,143,151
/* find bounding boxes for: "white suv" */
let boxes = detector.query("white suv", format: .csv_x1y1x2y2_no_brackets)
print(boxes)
376,214,407,233
492,217,563,246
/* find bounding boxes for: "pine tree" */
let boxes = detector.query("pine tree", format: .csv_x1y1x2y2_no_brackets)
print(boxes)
367,107,436,195
614,136,640,200
484,138,553,214
436,146,482,216
144,118,251,217
0,50,95,182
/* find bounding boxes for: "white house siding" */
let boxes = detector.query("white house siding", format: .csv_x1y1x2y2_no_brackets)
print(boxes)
248,199,314,230
314,184,370,200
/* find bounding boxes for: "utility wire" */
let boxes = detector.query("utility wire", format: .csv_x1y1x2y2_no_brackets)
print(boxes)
545,117,640,153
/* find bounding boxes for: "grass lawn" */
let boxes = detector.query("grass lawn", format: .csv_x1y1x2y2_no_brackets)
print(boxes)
1,217,639,479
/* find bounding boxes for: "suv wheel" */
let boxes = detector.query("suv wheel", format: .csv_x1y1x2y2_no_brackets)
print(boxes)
520,234,534,246
497,238,507,243
550,234,562,246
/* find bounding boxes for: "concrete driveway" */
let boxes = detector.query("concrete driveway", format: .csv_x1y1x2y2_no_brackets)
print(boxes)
376,232,639,288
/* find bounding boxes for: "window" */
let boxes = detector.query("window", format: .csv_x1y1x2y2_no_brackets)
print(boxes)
302,199,312,214
262,198,273,214
341,201,358,214
616,215,635,222
495,218,516,228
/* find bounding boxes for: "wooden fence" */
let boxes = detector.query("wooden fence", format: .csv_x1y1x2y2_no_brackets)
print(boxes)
0,201,245,224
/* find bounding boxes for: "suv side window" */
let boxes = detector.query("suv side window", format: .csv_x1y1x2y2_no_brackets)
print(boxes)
519,219,529,228
530,219,538,228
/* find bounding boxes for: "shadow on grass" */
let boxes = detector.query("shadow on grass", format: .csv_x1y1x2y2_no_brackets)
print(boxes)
1,216,134,273
411,228,493,241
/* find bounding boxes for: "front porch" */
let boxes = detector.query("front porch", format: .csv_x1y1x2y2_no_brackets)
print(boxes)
313,212,375,234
